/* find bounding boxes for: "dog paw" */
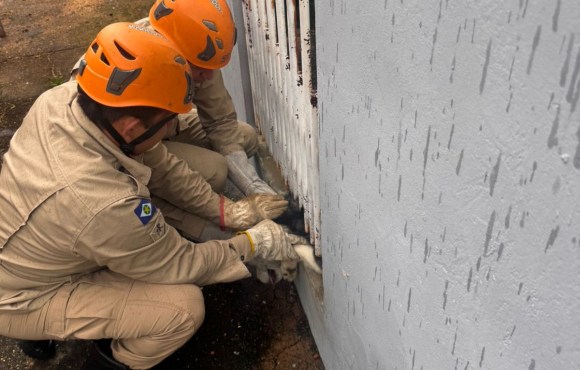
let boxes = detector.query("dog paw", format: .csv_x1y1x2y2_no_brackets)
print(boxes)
293,244,322,274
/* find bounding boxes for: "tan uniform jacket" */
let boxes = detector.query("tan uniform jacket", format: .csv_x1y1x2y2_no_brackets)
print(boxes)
0,81,252,313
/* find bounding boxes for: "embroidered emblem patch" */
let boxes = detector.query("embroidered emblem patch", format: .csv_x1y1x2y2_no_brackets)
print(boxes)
150,219,166,241
134,199,156,225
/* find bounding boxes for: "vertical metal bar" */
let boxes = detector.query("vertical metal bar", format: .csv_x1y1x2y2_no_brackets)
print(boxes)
242,0,320,254
267,0,286,175
298,0,320,251
285,0,301,198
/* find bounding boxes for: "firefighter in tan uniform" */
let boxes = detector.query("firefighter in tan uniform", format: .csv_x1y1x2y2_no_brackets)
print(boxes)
0,23,299,370
71,0,279,240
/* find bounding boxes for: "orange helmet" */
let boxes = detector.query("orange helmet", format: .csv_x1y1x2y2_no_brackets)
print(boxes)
76,22,194,114
149,0,236,69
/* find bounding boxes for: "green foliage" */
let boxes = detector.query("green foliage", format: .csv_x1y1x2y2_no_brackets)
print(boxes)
48,75,65,88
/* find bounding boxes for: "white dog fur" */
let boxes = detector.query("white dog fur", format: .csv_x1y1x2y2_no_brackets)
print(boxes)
250,242,322,284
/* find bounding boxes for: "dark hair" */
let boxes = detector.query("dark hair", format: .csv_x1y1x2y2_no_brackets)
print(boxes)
76,85,164,129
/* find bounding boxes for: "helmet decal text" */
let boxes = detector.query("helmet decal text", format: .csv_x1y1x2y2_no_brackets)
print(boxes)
129,24,164,39
210,0,223,13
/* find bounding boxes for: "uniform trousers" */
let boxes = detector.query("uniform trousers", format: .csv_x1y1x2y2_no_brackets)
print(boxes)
0,269,205,369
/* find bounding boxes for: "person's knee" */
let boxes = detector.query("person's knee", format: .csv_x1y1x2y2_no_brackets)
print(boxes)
174,285,205,333
111,284,205,368
162,141,227,192
206,153,227,193
154,284,206,338
238,122,259,157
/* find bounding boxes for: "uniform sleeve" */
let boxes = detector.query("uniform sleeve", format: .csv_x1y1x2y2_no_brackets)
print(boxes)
74,197,252,286
143,142,222,223
193,70,245,155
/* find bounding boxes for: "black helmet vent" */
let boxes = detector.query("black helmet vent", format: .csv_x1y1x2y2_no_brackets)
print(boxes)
174,56,186,65
114,41,136,61
106,67,142,96
202,20,218,32
100,53,110,66
154,1,174,20
197,35,216,61
184,71,194,104
78,59,87,76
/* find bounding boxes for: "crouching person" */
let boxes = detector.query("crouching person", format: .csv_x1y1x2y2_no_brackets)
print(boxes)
0,23,298,370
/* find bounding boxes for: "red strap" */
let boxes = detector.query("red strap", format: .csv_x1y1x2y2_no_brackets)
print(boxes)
219,195,226,231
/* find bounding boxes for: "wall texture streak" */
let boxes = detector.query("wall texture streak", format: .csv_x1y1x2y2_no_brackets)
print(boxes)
314,0,580,369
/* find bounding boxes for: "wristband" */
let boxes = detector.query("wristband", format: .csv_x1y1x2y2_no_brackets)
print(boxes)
219,195,226,231
237,231,255,254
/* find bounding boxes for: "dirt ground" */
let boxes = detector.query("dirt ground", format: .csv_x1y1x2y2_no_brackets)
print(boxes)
0,1,324,369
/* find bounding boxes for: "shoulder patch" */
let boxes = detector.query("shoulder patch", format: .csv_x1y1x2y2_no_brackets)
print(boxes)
134,199,156,225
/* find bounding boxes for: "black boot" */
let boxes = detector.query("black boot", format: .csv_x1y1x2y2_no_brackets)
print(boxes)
17,340,56,360
82,339,129,370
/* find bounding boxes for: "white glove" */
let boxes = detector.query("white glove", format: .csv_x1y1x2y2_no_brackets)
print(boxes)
224,194,288,230
226,150,277,195
244,220,299,261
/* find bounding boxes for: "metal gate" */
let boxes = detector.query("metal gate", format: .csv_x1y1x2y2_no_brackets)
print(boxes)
242,0,320,254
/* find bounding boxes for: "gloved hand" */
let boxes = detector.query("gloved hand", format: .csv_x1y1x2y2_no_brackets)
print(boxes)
224,194,288,230
244,220,300,261
226,150,277,195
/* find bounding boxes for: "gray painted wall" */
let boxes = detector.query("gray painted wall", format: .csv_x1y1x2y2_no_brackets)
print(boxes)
221,0,254,124
311,0,580,369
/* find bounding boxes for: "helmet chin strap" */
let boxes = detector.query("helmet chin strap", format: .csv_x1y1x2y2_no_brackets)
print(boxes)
99,114,177,156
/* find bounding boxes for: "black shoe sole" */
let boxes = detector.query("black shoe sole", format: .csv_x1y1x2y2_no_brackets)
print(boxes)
17,340,56,360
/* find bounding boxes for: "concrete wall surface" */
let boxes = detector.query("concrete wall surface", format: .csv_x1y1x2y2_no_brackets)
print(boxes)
313,0,580,369
221,0,254,124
